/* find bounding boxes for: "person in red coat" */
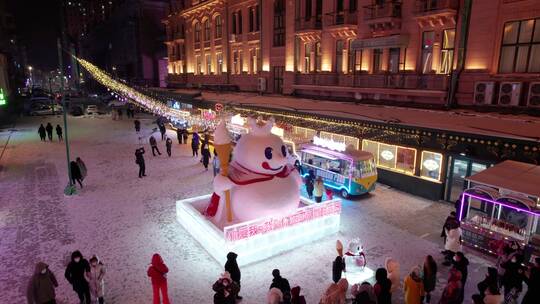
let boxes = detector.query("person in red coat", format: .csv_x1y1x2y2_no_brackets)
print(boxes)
147,253,170,304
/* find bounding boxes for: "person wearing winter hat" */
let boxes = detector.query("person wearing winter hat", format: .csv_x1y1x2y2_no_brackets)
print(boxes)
270,269,291,303
212,271,239,304
224,252,242,300
27,262,58,304
147,253,170,304
403,266,424,304
65,250,91,304
85,256,106,304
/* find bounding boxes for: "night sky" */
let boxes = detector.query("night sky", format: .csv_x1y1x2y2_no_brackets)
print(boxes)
9,0,62,71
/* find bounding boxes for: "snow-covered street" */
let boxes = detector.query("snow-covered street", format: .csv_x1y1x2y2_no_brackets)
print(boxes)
1,114,496,303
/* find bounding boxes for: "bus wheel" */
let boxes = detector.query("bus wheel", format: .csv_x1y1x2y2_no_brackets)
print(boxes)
341,189,349,199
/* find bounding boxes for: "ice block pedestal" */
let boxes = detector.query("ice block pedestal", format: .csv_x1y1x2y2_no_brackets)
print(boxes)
176,194,342,266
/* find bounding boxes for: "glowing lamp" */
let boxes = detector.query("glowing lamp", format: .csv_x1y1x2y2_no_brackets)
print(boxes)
423,159,439,171
313,136,346,152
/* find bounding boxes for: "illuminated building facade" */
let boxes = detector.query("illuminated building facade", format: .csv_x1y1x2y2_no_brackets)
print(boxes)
164,0,540,107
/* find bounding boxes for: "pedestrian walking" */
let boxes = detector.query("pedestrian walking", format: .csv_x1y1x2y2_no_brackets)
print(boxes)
56,124,63,141
522,257,540,304
65,250,91,304
423,255,438,303
374,268,392,304
404,266,424,304
224,252,242,300
38,124,46,141
149,135,161,156
201,141,211,171
147,253,170,304
443,225,462,266
191,132,200,157
134,120,141,133
441,212,459,250
76,157,87,181
270,269,291,303
212,150,220,177
313,176,324,203
305,170,315,199
159,124,166,141
46,123,53,141
182,129,188,144
439,268,462,304
70,161,83,188
135,147,146,178
85,256,105,304
176,128,182,144
165,137,172,157
117,109,123,120
27,262,58,304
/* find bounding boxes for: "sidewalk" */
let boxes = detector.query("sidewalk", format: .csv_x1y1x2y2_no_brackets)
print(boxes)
186,90,540,142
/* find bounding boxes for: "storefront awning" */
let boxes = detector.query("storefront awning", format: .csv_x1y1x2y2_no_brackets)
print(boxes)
351,35,409,50
466,160,540,199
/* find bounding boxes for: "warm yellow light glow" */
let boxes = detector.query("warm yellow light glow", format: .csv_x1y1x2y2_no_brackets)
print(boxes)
262,63,270,72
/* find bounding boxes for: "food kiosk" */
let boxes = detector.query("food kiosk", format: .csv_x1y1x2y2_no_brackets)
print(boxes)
459,160,540,264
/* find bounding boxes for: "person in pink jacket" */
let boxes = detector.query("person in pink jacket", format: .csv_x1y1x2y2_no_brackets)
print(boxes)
147,253,170,304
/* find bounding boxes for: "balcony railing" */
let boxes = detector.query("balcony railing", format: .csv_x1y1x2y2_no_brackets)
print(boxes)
295,17,322,31
326,11,358,26
414,0,459,14
363,1,402,20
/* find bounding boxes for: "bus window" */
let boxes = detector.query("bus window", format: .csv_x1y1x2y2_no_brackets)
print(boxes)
355,159,375,177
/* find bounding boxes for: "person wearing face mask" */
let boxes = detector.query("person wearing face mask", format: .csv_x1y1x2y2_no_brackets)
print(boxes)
501,254,525,300
85,256,106,304
27,262,58,304
65,250,91,304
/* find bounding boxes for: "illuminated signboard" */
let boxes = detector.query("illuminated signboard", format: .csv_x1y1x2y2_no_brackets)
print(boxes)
423,159,440,171
313,136,346,152
380,150,395,161
0,89,6,106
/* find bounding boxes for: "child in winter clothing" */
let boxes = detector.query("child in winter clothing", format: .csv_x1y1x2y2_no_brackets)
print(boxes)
270,269,291,303
403,266,424,304
27,262,58,304
85,256,106,304
147,253,170,304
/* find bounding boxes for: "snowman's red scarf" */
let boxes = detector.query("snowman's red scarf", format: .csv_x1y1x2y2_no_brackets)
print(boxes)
204,161,295,217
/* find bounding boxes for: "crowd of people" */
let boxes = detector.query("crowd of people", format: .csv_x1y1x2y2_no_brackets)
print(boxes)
38,122,63,142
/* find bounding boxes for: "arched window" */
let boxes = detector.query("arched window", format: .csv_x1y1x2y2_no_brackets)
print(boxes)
194,22,201,43
204,19,211,41
215,15,222,38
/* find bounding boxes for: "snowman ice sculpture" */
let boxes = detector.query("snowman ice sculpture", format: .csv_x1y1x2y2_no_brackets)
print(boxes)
205,117,302,227
344,238,367,271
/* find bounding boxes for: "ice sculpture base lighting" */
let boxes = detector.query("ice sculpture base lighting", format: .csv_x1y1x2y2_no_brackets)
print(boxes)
176,194,342,266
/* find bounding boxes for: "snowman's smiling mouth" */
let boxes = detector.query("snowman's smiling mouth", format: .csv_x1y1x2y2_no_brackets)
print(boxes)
262,162,283,171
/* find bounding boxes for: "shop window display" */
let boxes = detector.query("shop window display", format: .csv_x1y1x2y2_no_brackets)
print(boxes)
420,151,442,181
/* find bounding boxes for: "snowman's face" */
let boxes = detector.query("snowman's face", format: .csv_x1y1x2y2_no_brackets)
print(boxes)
233,132,288,174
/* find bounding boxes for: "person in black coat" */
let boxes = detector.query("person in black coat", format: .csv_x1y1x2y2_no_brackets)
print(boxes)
159,124,166,140
135,147,146,178
65,250,91,304
477,267,498,298
149,135,161,156
270,269,291,303
201,141,211,170
176,128,182,144
165,137,172,157
55,124,63,141
305,170,315,199
70,161,83,188
452,251,469,303
332,256,346,283
441,211,459,251
522,257,540,304
501,253,525,297
134,120,141,133
38,124,46,141
191,132,200,157
224,252,242,300
182,129,188,144
45,123,54,141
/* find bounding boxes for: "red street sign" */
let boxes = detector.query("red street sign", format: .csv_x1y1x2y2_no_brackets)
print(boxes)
215,103,223,112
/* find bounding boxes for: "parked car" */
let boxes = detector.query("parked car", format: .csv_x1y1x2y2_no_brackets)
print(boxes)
86,105,99,115
70,105,84,116
29,104,63,116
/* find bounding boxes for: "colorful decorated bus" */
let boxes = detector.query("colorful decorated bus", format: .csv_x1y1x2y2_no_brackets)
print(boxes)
300,137,377,198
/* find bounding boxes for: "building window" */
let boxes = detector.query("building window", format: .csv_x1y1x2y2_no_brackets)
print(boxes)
273,0,285,47
216,53,223,75
315,41,322,72
295,38,301,71
388,48,400,73
304,43,312,73
420,151,443,181
239,50,244,73
362,140,417,175
421,31,435,73
305,0,312,21
250,48,258,74
232,12,237,34
215,15,222,39
499,18,540,73
439,29,455,74
372,48,382,73
196,55,202,74
194,22,201,43
255,5,260,31
349,0,357,12
205,54,212,74
249,7,254,32
336,40,344,73
233,51,239,74
348,40,355,73
354,50,363,72
204,19,210,41
238,10,243,34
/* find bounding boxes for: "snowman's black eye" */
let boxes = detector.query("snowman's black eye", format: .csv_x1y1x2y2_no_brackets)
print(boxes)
265,147,273,160
281,145,287,157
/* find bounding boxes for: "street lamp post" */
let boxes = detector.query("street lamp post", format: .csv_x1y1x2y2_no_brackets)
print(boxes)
58,38,76,195
28,66,33,93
